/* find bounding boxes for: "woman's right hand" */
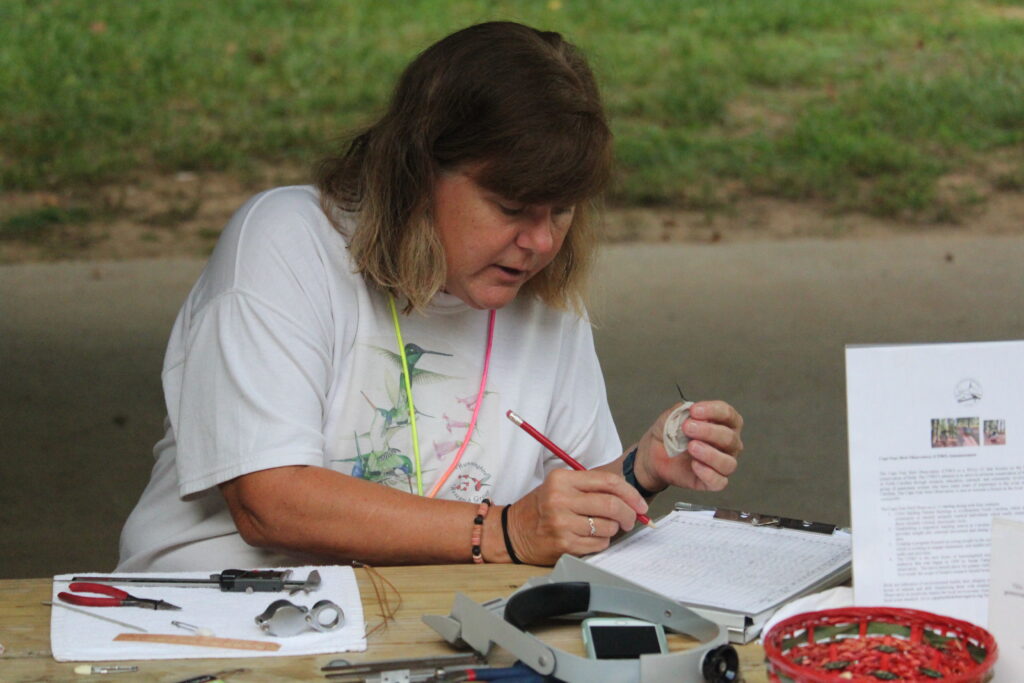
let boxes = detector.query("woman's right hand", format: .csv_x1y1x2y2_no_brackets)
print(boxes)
505,468,649,565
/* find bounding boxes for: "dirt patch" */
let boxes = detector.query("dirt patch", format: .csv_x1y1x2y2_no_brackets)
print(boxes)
603,191,1024,245
0,167,306,263
2,168,1023,264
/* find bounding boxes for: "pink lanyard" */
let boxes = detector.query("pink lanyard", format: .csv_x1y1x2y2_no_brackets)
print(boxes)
425,309,495,497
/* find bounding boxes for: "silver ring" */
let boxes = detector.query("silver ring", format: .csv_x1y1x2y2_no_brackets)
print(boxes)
587,517,597,536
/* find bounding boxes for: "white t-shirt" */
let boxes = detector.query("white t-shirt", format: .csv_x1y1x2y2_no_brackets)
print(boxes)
117,186,621,571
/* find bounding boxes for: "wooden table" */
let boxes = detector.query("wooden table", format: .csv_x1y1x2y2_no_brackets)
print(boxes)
0,565,769,682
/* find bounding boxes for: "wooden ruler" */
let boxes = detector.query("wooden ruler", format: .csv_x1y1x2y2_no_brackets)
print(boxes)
114,632,280,651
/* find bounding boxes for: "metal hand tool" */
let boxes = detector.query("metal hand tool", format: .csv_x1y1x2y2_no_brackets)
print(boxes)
322,653,486,679
72,568,321,593
58,582,181,610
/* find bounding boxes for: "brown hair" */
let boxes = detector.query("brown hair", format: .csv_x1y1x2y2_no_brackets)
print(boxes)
316,21,612,312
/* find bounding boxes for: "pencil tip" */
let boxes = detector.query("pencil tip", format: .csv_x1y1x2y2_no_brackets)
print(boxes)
646,520,657,528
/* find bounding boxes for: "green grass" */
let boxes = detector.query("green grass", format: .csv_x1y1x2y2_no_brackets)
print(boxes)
0,206,91,242
2,0,1023,222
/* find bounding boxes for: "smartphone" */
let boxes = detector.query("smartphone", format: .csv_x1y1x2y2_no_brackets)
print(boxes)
581,617,669,659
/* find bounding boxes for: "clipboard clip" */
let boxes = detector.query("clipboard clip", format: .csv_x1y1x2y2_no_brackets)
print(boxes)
714,508,836,534
673,502,836,534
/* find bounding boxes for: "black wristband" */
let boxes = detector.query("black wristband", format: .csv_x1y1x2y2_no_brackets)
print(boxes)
501,504,523,564
623,446,659,498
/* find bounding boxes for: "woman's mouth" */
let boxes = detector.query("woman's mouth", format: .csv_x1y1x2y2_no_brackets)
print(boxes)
495,265,527,278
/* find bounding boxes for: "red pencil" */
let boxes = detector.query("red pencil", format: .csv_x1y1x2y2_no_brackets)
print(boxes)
506,410,655,528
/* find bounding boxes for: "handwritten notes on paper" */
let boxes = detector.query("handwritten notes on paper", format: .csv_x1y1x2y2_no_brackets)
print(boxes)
846,341,1024,626
586,511,851,616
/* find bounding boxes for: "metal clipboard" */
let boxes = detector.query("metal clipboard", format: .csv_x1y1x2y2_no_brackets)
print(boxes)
561,503,851,643
675,501,845,535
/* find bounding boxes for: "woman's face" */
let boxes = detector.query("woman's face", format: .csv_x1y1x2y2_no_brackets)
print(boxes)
432,166,575,310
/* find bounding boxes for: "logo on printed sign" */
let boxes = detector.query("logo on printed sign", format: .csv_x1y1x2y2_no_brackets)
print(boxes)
954,378,982,405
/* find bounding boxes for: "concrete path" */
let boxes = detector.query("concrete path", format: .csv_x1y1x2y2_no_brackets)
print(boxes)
3,235,1022,577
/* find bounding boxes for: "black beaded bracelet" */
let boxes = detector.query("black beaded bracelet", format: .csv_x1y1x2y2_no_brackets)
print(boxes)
500,504,523,564
622,446,659,498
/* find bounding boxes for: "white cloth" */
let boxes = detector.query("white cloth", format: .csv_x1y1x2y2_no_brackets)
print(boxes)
118,186,622,571
758,586,855,644
50,565,365,661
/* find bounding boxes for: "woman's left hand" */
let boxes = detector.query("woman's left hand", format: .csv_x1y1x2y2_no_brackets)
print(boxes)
634,400,744,493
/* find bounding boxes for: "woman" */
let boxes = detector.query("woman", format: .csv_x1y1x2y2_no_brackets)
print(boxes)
118,21,743,571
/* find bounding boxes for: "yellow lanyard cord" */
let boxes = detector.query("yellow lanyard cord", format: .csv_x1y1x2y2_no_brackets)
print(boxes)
388,295,425,496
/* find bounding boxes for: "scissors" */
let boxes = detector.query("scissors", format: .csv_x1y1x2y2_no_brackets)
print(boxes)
58,582,182,610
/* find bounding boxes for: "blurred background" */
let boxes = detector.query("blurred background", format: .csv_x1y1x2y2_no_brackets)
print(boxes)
2,1,1023,578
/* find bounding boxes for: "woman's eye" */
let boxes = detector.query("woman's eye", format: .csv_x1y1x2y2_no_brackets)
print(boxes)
498,203,525,216
553,206,574,217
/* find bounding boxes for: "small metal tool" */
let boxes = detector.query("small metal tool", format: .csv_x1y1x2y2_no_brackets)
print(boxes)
44,600,148,632
172,620,215,637
321,653,486,679
71,568,322,594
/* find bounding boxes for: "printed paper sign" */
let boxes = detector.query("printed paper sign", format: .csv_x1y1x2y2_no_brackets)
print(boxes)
846,341,1024,626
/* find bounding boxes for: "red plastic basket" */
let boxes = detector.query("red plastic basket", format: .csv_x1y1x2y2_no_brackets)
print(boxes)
763,607,997,682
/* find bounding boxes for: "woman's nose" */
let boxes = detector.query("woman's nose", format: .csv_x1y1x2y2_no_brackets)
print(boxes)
516,210,556,253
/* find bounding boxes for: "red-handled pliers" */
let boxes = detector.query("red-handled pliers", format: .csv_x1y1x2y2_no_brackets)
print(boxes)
58,582,182,610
